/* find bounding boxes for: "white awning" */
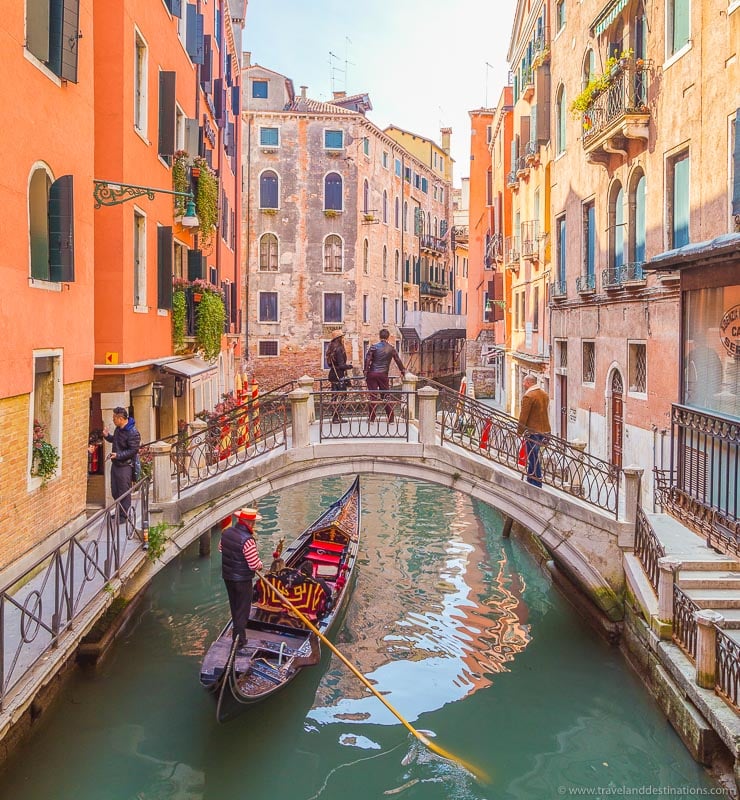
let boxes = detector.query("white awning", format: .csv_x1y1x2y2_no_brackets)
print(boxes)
157,357,216,378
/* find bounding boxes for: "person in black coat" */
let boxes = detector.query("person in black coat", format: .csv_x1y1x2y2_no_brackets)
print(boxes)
326,329,353,423
103,407,141,522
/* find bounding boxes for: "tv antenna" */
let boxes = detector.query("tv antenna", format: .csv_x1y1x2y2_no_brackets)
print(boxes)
329,36,355,93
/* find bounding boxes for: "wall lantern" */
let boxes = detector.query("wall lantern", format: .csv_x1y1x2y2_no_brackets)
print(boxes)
152,382,164,408
92,180,199,230
174,376,185,398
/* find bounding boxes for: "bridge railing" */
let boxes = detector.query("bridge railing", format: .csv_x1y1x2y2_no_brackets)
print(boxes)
634,505,665,592
418,378,621,516
0,479,150,711
315,378,410,440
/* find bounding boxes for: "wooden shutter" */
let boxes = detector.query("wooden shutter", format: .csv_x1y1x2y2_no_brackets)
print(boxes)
733,112,740,216
201,35,212,84
157,226,173,309
185,118,199,159
27,0,50,62
221,281,231,326
230,282,237,327
231,85,240,116
519,116,530,155
536,64,550,143
48,0,79,82
166,0,182,16
188,249,204,281
186,4,204,64
48,175,75,282
214,78,224,120
158,71,176,157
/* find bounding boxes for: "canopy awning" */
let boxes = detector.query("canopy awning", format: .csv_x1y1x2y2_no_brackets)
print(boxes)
591,0,630,36
156,357,216,378
643,233,740,272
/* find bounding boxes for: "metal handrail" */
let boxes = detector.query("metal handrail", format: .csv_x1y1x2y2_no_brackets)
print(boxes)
0,479,150,710
315,380,410,441
634,506,665,592
673,584,698,659
583,59,651,143
716,627,740,709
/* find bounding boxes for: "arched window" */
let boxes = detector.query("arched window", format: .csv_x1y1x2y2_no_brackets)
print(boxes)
382,190,388,223
29,165,75,283
324,172,343,211
582,49,595,88
395,249,400,282
29,166,52,279
363,238,369,275
403,201,408,232
382,245,388,278
324,234,343,273
363,179,370,213
433,217,438,237
259,233,278,271
609,181,625,269
394,197,400,228
629,171,646,264
259,170,278,209
556,85,566,155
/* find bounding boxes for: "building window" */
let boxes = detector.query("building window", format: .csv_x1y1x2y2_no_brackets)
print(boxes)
324,172,343,210
133,211,146,308
556,214,566,285
395,249,400,282
29,167,52,281
383,191,388,223
382,151,389,169
668,0,690,57
533,285,540,331
630,172,647,263
258,291,278,322
26,0,80,82
252,79,268,98
259,127,279,147
363,239,369,275
324,129,344,150
324,234,343,273
30,352,62,485
421,177,428,193
259,233,278,271
629,342,647,394
583,49,596,88
258,340,279,357
558,340,568,369
583,201,596,280
582,341,595,384
395,299,400,324
382,245,388,278
259,170,279,209
730,112,739,227
609,182,625,268
667,150,690,248
363,180,370,213
134,32,148,134
395,158,402,177
174,241,187,279
323,293,343,323
403,201,408,232
556,0,566,31
362,294,369,323
363,137,370,156
394,197,400,228
382,297,388,324
556,85,566,155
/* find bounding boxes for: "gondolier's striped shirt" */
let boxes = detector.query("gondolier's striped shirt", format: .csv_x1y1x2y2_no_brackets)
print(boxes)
218,537,263,571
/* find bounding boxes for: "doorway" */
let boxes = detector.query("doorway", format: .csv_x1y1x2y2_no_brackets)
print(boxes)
558,374,568,439
610,370,624,468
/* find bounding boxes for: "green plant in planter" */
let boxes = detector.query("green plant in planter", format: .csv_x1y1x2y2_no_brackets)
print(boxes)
171,288,187,351
193,157,218,246
196,289,226,361
172,150,190,216
31,419,59,484
324,209,339,218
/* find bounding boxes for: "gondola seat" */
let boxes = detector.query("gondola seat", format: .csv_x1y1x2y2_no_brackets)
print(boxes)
254,573,326,621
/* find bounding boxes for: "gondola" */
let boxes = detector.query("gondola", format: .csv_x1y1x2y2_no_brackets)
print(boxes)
200,476,361,721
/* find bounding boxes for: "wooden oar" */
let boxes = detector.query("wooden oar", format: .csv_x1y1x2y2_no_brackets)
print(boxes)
256,571,489,783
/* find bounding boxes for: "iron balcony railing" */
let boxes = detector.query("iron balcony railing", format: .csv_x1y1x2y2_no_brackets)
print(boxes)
673,584,698,660
485,233,503,268
576,273,596,293
418,378,621,516
316,380,410,441
524,139,539,162
505,235,520,266
520,220,539,258
602,262,646,288
0,480,150,710
582,59,651,144
420,281,448,298
716,627,740,709
550,280,567,299
506,170,518,188
634,506,665,592
420,234,447,254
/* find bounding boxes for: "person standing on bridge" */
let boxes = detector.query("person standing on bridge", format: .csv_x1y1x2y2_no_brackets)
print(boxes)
517,375,550,487
364,328,406,423
219,508,264,648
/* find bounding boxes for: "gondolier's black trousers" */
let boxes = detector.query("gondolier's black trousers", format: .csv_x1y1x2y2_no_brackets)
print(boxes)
224,579,254,644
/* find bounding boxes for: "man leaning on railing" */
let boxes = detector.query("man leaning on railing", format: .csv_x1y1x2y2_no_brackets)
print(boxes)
517,376,550,487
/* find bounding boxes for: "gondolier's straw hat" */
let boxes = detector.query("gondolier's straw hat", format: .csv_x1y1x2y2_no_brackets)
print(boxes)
237,507,262,524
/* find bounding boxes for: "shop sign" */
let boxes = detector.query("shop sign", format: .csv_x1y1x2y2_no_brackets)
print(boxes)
719,304,740,358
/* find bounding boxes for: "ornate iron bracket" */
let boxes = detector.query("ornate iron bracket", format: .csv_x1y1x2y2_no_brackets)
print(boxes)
93,180,192,208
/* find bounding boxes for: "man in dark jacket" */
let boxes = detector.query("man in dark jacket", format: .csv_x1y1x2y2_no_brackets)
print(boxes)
364,328,406,422
103,407,141,522
220,508,264,646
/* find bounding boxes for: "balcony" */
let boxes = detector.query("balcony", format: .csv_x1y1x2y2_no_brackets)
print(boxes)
515,154,529,178
576,273,596,295
582,59,651,163
602,262,646,290
420,281,448,298
520,221,539,260
550,280,567,301
361,209,380,225
420,234,447,254
524,139,539,166
504,235,520,270
506,170,519,189
521,68,534,102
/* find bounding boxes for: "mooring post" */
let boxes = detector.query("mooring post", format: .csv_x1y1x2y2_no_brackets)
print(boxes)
199,530,212,558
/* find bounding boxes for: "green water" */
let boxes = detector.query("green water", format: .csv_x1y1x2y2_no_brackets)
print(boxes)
0,476,716,799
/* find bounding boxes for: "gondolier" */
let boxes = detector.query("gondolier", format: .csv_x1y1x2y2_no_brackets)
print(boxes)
219,508,264,647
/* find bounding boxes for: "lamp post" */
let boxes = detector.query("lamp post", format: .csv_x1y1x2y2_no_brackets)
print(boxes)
92,180,199,228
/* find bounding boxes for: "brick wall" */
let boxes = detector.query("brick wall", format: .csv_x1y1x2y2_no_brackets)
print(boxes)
0,382,91,570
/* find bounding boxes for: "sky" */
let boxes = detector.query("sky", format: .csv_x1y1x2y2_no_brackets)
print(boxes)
243,0,516,187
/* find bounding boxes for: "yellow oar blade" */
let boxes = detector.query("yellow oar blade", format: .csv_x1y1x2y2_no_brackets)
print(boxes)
256,572,490,784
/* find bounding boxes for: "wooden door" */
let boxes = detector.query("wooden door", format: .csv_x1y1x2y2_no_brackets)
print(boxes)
611,371,624,468
558,374,568,439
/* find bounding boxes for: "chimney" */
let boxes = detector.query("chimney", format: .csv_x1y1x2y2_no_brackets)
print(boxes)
300,85,308,99
440,127,452,154
333,91,347,99
242,51,251,69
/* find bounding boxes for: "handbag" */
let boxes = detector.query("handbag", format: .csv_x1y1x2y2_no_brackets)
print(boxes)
517,438,527,466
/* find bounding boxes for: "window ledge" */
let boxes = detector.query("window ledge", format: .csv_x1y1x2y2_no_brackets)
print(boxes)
134,305,149,313
628,391,648,400
23,49,62,86
730,0,740,14
582,381,596,388
134,126,150,146
157,309,169,317
28,277,62,292
663,41,692,71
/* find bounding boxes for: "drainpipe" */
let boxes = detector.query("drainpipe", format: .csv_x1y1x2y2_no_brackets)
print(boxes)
651,423,658,511
400,151,405,327
244,116,252,361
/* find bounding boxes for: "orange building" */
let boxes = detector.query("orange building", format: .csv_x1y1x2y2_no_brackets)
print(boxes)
90,0,244,504
0,0,95,560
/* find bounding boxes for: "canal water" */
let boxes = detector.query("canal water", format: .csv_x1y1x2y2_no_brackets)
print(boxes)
0,476,717,799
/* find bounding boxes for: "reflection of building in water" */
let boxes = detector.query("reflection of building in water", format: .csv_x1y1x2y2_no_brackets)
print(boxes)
312,477,531,713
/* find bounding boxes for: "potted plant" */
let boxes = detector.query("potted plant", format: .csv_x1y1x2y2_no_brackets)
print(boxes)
171,283,187,351
172,151,190,216
31,420,59,485
195,286,226,361
193,156,218,246
324,209,339,218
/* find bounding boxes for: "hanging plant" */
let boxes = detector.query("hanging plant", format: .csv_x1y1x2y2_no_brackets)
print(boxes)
31,420,59,484
196,289,226,361
193,156,218,246
172,150,190,216
172,287,187,351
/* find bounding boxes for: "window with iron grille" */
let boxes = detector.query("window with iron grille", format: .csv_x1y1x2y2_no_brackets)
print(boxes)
582,340,595,384
324,234,342,272
259,233,278,271
558,340,568,369
258,340,278,356
629,342,647,393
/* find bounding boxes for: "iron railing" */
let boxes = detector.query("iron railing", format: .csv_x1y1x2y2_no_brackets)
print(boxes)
673,584,698,660
0,480,150,710
576,273,596,293
506,170,518,188
515,155,529,175
582,59,651,144
420,281,448,298
520,221,539,258
485,232,503,267
420,234,447,254
419,378,621,516
505,235,520,266
602,262,646,288
550,280,567,299
524,140,539,162
634,506,665,592
716,627,740,709
315,379,410,441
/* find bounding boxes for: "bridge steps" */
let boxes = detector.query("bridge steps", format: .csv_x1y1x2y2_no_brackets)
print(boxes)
677,570,740,590
681,588,740,610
